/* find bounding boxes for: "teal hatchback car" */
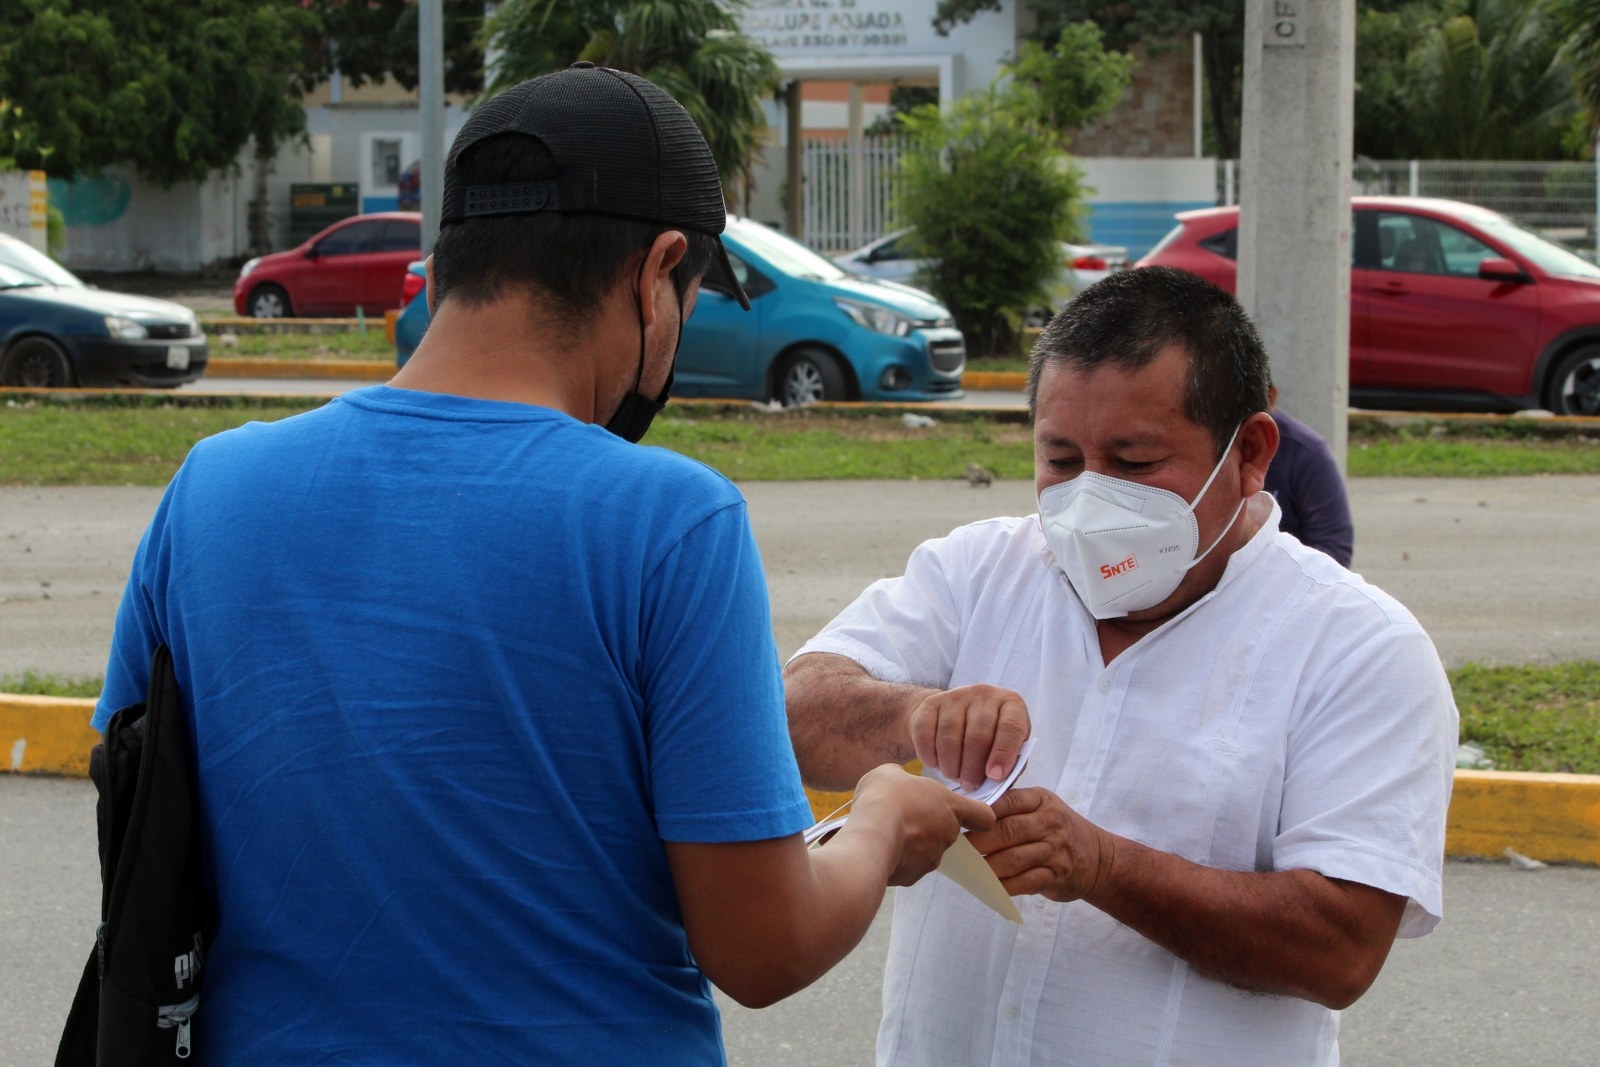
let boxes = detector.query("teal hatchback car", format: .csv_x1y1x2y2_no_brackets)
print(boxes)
395,216,965,404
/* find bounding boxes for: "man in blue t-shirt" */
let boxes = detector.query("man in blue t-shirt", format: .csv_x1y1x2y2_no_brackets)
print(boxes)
97,65,992,1065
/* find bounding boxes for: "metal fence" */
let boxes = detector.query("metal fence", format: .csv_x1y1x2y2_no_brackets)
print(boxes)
1218,158,1600,255
800,146,1600,260
801,136,906,253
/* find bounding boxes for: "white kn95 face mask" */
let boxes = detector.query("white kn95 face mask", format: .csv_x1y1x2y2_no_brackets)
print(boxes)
1037,424,1244,620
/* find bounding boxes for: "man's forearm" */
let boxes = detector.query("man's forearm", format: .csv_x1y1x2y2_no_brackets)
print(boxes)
1086,834,1404,1009
784,653,929,791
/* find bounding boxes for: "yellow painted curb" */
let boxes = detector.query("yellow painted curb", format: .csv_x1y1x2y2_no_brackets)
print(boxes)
10,694,1598,866
1446,769,1600,864
206,358,392,381
1,695,99,777
962,371,1026,391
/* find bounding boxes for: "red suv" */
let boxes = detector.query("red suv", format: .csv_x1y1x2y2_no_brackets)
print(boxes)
1139,197,1600,416
233,212,422,318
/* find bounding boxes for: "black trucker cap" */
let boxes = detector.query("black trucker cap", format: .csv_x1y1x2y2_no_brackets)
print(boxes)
439,62,750,310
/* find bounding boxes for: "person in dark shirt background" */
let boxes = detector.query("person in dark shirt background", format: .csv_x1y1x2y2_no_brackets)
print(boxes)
1265,385,1355,567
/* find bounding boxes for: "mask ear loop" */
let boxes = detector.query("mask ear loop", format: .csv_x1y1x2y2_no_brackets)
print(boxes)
628,249,685,407
628,255,649,400
1187,421,1247,568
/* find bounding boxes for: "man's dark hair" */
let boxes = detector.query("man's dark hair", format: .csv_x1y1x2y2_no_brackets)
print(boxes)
1026,266,1271,455
431,133,719,333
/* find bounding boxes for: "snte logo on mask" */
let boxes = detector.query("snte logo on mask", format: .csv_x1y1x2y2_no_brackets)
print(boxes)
1099,554,1138,580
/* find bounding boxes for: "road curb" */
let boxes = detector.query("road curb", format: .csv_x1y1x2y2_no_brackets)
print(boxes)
206,358,392,380
6,695,1597,865
962,371,1026,391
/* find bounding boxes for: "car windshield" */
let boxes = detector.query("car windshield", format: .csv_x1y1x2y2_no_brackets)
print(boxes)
726,218,850,281
0,238,83,288
1475,216,1600,279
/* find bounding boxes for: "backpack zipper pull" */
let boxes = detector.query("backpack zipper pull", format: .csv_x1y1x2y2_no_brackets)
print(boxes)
95,922,107,979
174,1014,192,1058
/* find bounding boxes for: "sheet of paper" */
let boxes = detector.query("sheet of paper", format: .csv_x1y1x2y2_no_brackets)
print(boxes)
804,739,1037,847
923,738,1037,805
937,833,1022,923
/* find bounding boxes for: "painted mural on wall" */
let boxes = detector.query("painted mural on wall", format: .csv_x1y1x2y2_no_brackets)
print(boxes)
46,173,133,227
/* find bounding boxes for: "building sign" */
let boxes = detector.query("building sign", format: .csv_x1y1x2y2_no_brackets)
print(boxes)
1264,0,1304,47
739,0,947,57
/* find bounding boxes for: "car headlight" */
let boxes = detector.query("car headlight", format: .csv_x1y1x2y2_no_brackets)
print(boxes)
835,298,914,337
239,258,259,279
104,316,148,339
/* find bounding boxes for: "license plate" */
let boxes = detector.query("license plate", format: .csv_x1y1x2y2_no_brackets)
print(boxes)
167,346,190,370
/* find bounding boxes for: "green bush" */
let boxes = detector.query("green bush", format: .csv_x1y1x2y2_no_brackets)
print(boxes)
892,23,1131,359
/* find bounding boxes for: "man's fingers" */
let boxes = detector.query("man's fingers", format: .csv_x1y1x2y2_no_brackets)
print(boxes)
933,703,968,784
984,695,1031,781
907,686,1033,790
959,701,1000,791
950,793,997,833
989,786,1049,819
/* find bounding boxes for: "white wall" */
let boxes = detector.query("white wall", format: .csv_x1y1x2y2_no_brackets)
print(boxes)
0,170,48,252
1073,158,1219,260
740,0,1017,98
50,103,469,272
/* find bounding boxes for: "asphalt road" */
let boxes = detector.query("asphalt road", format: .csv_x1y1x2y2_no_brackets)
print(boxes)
4,775,1598,1066
4,475,1597,680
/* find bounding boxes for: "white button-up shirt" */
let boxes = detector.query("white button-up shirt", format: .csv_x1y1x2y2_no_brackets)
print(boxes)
794,502,1457,1066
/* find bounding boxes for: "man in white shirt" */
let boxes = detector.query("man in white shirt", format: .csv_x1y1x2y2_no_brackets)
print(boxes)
785,266,1458,1065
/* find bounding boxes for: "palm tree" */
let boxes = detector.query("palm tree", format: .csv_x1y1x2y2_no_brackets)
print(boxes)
483,0,779,208
1406,0,1577,159
1552,0,1600,138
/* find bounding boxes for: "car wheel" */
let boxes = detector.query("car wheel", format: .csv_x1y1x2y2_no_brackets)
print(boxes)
776,348,848,407
0,337,75,388
1544,345,1600,416
248,284,292,319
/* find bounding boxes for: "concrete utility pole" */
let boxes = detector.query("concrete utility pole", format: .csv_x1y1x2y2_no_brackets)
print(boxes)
418,0,445,256
1237,0,1355,470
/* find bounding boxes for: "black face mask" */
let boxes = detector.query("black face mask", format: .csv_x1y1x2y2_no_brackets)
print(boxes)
603,367,674,444
603,268,685,444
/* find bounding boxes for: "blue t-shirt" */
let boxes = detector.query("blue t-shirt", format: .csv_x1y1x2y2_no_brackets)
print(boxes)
97,386,814,1065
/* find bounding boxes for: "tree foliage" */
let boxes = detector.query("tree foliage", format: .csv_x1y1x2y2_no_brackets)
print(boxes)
1550,0,1600,139
1007,21,1137,134
301,0,484,97
1358,0,1579,159
0,0,317,185
484,0,780,195
934,0,1244,157
895,24,1128,358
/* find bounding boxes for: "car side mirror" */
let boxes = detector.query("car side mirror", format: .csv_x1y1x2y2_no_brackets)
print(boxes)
305,247,321,261
1478,257,1527,283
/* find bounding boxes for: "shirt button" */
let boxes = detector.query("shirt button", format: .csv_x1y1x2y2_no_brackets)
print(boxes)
1066,791,1082,805
1004,1005,1020,1021
1097,678,1111,693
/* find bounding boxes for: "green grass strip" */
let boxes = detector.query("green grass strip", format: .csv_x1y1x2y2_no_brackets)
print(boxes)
3,395,1599,486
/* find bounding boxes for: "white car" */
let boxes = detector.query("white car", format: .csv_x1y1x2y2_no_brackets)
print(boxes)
834,228,1129,322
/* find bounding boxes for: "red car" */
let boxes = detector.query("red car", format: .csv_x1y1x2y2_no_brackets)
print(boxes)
1139,197,1600,416
233,212,421,318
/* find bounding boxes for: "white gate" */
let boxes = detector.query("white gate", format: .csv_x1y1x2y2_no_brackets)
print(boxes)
801,136,906,253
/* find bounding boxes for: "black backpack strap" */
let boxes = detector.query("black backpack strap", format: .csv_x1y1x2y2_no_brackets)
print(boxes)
56,644,207,1066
